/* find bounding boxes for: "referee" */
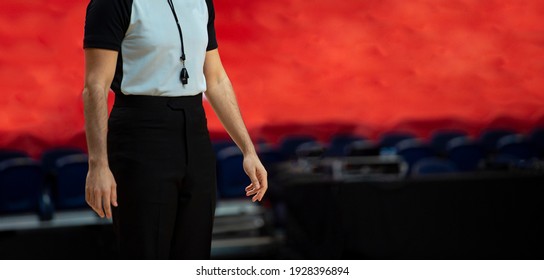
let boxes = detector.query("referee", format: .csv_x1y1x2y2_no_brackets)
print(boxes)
82,0,267,259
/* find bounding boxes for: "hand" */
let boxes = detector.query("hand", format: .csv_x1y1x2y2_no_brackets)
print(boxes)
243,153,268,202
85,164,118,218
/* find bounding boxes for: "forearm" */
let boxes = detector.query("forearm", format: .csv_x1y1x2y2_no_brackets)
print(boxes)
205,77,256,156
82,86,110,168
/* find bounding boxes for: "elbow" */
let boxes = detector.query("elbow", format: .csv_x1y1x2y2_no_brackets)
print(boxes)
81,86,94,104
82,83,108,101
81,87,91,104
206,74,230,95
81,87,90,99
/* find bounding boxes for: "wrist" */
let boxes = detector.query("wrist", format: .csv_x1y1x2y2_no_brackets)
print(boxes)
241,145,257,157
88,157,109,169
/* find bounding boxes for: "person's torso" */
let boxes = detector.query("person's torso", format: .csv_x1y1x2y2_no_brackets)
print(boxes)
114,0,210,97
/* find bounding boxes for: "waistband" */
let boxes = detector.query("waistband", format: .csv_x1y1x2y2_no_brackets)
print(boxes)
113,93,204,110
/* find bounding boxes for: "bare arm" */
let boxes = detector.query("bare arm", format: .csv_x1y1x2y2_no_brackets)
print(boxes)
203,49,267,202
82,48,118,218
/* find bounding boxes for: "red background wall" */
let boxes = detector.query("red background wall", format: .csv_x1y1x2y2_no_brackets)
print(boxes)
1,0,543,157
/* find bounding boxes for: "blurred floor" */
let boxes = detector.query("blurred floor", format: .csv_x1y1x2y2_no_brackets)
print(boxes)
0,200,281,260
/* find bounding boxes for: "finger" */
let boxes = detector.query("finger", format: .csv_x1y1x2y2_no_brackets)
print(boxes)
257,190,266,202
85,188,91,205
245,183,254,192
247,168,261,190
94,191,105,218
86,188,94,208
254,188,266,202
246,188,258,196
252,190,265,202
257,168,268,202
246,188,258,194
103,193,112,219
88,198,100,216
111,182,118,207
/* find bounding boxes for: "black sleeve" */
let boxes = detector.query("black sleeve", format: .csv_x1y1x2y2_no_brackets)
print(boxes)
206,0,218,51
83,0,132,51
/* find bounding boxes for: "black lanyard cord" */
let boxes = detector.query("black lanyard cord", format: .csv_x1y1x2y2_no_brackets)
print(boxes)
167,0,189,84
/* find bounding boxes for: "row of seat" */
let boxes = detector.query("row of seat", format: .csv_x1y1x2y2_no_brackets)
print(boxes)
274,128,544,159
282,129,542,169
2,128,544,217
0,148,88,219
213,128,544,197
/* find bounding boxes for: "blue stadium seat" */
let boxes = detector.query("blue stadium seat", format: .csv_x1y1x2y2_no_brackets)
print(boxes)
296,142,326,158
256,143,284,183
446,137,485,172
430,130,467,154
212,140,237,154
346,140,380,156
378,132,416,155
496,134,536,161
41,147,85,175
479,129,516,152
396,139,435,171
0,158,43,214
54,154,89,209
279,135,316,159
379,132,416,148
0,150,29,162
491,153,526,168
216,146,250,198
411,158,458,176
325,134,366,156
529,127,544,157
257,144,284,168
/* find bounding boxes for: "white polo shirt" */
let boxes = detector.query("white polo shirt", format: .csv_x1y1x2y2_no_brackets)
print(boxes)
83,0,218,96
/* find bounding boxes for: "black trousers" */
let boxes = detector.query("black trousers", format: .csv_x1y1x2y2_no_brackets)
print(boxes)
107,93,217,259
